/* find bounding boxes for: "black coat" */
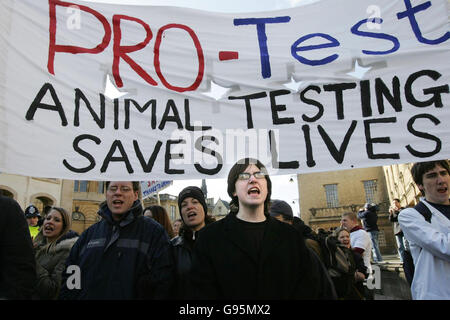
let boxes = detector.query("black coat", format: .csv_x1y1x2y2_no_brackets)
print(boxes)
357,208,379,232
171,234,194,299
189,213,335,299
0,195,36,299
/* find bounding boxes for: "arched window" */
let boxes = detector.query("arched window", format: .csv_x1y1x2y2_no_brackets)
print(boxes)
0,189,14,198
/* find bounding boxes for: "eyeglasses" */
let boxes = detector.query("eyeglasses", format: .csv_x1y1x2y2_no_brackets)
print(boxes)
238,171,266,180
107,186,133,193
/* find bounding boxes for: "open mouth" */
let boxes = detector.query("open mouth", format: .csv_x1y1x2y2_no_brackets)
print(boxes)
44,225,54,232
112,200,124,205
437,186,448,194
248,187,260,195
187,212,197,219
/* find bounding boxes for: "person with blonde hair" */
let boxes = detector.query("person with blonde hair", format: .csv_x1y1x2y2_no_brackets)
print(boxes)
33,207,78,299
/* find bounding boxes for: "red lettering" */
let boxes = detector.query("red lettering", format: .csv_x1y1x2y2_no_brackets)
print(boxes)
112,15,157,88
154,24,204,92
47,0,111,75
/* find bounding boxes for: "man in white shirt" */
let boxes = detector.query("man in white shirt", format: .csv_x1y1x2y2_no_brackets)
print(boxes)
399,160,450,300
341,211,373,275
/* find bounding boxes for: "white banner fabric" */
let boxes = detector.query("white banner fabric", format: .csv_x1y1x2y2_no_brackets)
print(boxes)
0,0,449,180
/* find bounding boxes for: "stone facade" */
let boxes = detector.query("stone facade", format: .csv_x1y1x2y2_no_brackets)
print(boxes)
0,173,72,214
298,166,397,255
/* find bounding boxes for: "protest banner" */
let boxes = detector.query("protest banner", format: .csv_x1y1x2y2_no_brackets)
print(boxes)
141,180,173,199
0,0,448,180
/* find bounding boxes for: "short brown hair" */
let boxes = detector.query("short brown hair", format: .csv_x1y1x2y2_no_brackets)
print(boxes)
410,160,450,195
342,211,357,222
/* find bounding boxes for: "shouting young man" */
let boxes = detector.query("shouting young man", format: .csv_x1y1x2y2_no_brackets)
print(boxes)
399,160,450,300
189,158,335,299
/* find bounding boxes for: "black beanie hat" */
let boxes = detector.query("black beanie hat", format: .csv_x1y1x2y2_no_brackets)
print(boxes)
178,186,208,219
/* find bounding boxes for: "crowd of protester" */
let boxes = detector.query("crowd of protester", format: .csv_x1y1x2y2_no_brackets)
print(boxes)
0,159,448,300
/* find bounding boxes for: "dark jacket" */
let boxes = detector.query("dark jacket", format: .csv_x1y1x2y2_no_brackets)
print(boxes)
389,207,404,236
33,230,79,300
171,216,216,299
349,251,368,300
171,234,194,299
58,200,174,300
189,213,336,299
0,195,36,299
357,208,379,232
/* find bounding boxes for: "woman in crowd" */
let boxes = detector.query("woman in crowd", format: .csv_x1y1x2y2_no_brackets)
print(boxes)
171,186,215,299
33,207,78,299
334,226,368,299
143,205,175,239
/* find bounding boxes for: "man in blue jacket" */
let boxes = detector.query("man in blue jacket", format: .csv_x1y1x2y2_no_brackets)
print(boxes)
59,181,174,299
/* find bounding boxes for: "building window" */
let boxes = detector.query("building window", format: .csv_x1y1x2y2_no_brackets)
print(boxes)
74,181,88,192
363,180,377,203
98,181,105,194
324,184,339,208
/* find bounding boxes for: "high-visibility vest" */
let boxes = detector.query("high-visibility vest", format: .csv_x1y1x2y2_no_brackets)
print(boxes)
29,225,39,240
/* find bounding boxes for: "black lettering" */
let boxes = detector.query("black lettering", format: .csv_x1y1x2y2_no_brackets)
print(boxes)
165,139,185,174
375,76,402,114
301,125,316,167
74,89,105,128
158,99,183,130
300,85,323,122
100,140,134,173
185,99,212,131
114,98,119,130
269,129,299,169
194,135,223,175
360,80,372,117
270,89,294,125
228,92,267,129
323,82,357,120
364,117,400,159
405,114,441,158
125,99,156,129
63,134,100,173
405,69,449,108
133,140,163,173
317,120,357,164
25,82,68,126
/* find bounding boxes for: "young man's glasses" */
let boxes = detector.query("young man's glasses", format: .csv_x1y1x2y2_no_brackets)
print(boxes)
238,171,266,180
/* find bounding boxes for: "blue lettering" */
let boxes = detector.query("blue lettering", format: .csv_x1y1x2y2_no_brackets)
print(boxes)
234,16,291,78
397,0,449,45
351,19,400,55
291,33,340,66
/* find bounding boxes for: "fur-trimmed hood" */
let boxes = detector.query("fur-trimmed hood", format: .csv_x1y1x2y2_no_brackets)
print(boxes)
52,231,79,252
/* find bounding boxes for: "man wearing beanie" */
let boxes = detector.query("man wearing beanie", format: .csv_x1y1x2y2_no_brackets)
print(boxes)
171,186,215,299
